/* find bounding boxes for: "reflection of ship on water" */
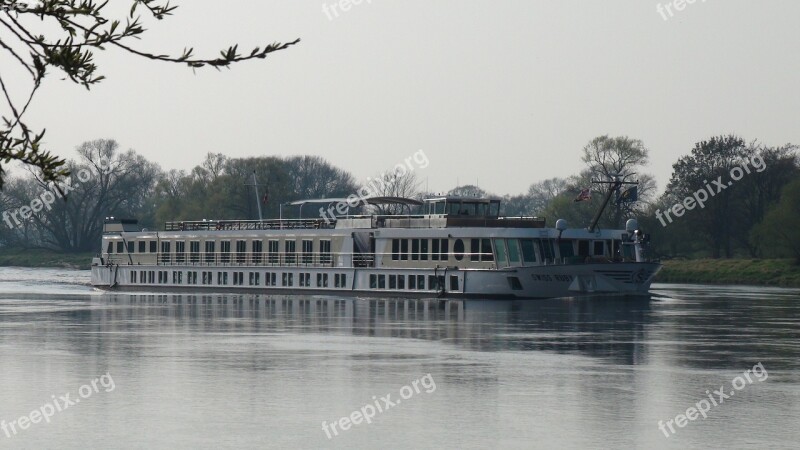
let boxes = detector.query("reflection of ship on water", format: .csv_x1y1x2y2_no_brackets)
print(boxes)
97,293,651,364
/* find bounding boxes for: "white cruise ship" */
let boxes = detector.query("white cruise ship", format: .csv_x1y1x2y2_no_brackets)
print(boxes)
90,195,661,299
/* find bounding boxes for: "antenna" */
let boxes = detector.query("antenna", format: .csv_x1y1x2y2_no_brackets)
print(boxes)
244,171,264,221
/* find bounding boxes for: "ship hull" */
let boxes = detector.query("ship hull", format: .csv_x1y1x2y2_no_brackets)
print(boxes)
91,262,661,300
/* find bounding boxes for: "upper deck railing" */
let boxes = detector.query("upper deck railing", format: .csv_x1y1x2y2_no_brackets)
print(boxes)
164,219,335,232
162,215,546,233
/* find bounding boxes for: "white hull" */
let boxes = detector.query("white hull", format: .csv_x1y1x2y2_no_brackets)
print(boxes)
91,261,660,299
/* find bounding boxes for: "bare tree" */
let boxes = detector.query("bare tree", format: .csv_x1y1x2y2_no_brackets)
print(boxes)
0,0,298,188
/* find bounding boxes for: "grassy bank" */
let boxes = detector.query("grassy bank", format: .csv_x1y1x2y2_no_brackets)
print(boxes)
0,248,93,270
656,258,800,287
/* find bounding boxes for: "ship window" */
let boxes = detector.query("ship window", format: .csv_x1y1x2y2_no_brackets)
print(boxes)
190,241,200,263
521,239,537,263
481,239,494,262
236,240,247,264
470,239,479,262
420,239,429,260
450,276,459,291
411,239,420,261
252,240,263,264
107,242,113,254
432,239,440,261
320,240,332,266
507,277,523,291
429,275,444,290
398,275,405,289
409,275,417,289
400,240,409,261
538,239,556,261
578,240,590,257
268,240,279,264
440,239,449,261
494,239,508,267
302,240,313,265
378,275,386,289
150,241,157,253
160,242,171,263
131,271,137,283
417,275,425,290
285,240,296,265
175,241,186,264
454,239,465,261
116,242,124,253
559,240,575,258
593,241,606,257
138,241,146,253
391,239,400,261
370,274,377,288
507,239,521,264
389,275,397,289
149,271,155,283
205,241,216,263
220,241,231,263
127,242,134,254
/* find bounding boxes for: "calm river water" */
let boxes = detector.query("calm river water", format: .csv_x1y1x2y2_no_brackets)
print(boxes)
0,268,798,449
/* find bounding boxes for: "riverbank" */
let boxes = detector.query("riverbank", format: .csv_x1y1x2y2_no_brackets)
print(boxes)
0,249,93,270
656,258,800,287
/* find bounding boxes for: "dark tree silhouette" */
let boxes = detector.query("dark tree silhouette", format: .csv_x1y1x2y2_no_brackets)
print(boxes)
0,0,299,189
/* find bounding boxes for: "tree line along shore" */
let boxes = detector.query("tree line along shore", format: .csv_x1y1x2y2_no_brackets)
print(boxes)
1,135,799,275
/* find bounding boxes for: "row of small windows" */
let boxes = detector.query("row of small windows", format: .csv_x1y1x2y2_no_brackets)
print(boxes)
131,270,347,288
391,238,495,262
107,239,332,263
368,274,458,291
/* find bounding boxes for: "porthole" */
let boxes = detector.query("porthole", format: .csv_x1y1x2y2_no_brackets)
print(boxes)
454,239,465,261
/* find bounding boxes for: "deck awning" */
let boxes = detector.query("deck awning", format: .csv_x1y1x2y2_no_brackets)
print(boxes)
288,196,423,207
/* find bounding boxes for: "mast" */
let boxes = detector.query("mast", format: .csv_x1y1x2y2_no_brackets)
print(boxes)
245,172,263,222
587,175,638,233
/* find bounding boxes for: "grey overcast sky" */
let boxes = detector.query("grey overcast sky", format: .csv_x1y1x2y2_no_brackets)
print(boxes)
10,0,800,195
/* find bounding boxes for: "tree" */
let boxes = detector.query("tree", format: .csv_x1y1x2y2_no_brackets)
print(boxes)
0,0,299,188
448,185,487,198
1,139,159,252
526,177,569,215
738,143,798,256
581,135,657,228
666,135,748,258
752,177,800,263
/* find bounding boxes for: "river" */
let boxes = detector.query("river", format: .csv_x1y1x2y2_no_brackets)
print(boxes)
0,268,797,449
